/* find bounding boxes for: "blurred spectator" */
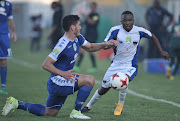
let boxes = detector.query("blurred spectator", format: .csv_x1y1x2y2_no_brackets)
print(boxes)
30,14,42,52
145,0,173,58
166,15,180,80
48,1,63,50
74,2,100,73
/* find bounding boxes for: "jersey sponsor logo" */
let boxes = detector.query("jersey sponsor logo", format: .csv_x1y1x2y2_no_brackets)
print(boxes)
0,7,6,16
70,53,78,64
73,43,77,51
52,48,59,56
126,36,131,44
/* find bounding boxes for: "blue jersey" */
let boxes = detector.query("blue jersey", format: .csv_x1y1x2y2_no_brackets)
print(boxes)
48,34,87,78
0,0,13,34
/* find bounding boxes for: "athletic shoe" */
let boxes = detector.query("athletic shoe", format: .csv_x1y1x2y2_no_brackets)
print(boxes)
73,66,80,72
70,109,91,119
2,97,18,116
0,88,8,95
166,67,171,79
88,68,98,73
114,103,123,115
170,76,175,80
81,106,91,113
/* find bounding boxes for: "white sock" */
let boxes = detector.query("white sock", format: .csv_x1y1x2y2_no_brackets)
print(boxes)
118,87,128,104
86,89,102,109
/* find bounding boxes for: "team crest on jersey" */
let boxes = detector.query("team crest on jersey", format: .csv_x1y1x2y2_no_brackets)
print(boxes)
0,1,5,7
73,43,77,51
53,48,59,55
126,36,131,44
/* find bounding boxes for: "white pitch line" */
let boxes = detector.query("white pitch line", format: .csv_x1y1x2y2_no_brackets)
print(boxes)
95,80,180,108
10,58,180,108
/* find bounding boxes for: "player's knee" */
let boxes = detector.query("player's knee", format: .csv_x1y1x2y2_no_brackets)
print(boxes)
44,108,58,117
0,59,7,66
86,75,95,87
98,87,110,95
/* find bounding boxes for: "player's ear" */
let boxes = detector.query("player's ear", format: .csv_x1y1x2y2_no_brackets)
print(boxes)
70,25,75,31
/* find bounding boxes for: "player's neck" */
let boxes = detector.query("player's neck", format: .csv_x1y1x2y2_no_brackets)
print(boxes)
65,32,76,41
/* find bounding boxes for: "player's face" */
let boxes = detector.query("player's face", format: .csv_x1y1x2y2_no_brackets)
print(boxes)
121,14,134,32
74,21,81,36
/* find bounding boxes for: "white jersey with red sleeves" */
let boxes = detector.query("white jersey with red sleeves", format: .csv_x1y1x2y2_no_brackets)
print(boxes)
104,25,152,68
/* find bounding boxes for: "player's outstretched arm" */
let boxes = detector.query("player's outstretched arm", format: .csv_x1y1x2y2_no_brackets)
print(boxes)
151,34,169,60
42,56,78,82
82,39,118,52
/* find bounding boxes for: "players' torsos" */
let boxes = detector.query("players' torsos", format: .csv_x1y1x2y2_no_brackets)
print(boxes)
102,25,152,88
47,34,87,94
0,0,13,59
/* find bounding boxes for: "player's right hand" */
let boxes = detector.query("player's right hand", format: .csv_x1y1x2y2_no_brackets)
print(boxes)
63,69,79,82
160,51,169,61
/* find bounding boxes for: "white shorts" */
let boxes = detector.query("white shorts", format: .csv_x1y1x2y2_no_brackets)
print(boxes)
101,63,137,88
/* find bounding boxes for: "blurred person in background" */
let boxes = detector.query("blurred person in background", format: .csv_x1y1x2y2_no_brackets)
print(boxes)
30,14,42,52
166,15,180,80
0,0,17,94
48,1,63,50
74,2,100,73
145,0,173,58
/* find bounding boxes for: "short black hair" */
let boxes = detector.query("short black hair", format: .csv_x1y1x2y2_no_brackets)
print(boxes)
121,11,134,17
62,15,80,32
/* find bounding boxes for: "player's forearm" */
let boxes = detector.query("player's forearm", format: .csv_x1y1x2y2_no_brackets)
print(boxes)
86,42,107,52
8,19,16,33
151,34,164,53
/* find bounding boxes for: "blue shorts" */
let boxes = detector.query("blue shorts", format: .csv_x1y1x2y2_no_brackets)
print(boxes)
0,34,12,59
46,75,79,110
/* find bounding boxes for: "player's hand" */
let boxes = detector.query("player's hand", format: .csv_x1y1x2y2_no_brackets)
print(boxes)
62,69,79,82
11,32,17,42
160,51,169,61
107,39,119,48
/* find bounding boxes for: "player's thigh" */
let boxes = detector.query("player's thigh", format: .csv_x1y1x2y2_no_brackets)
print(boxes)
46,92,68,114
78,74,95,88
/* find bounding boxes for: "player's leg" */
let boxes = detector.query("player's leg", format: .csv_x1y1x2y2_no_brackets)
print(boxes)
114,67,137,116
170,56,180,80
70,75,94,119
0,59,8,94
74,48,84,72
81,86,110,113
88,52,98,73
2,96,46,116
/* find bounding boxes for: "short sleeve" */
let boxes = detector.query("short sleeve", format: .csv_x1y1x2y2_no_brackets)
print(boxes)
138,27,152,39
77,34,88,46
104,27,120,42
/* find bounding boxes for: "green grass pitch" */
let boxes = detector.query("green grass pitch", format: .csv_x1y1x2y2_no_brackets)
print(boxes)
0,39,180,121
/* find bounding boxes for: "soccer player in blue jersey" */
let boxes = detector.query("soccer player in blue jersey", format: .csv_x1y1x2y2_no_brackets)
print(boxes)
0,0,17,94
2,15,118,119
81,11,169,116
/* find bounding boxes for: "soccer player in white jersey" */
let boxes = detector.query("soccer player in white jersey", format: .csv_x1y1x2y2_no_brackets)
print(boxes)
1,15,118,119
81,11,169,115
0,0,17,94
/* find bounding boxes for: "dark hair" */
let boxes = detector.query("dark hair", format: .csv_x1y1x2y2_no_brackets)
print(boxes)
91,2,97,7
62,15,80,32
121,11,134,17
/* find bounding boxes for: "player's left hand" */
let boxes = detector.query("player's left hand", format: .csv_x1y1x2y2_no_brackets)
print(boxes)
160,51,169,61
107,39,119,48
11,32,17,42
63,69,79,82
